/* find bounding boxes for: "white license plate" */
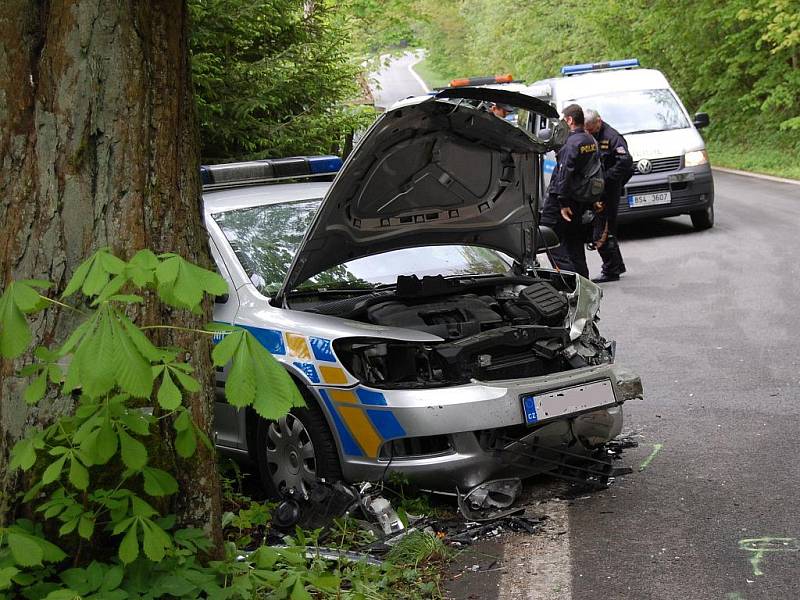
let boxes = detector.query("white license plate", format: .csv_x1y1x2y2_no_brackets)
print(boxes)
628,191,671,207
521,379,616,425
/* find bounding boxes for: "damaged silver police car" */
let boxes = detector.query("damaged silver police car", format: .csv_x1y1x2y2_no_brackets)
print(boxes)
205,86,643,498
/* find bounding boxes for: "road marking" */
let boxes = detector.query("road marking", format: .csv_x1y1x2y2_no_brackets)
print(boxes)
713,167,800,186
408,51,430,94
738,537,799,577
638,443,663,471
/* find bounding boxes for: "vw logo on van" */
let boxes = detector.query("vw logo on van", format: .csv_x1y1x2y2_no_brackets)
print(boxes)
636,159,653,174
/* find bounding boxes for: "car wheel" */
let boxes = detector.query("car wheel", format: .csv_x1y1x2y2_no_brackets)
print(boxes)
255,394,342,499
690,205,714,230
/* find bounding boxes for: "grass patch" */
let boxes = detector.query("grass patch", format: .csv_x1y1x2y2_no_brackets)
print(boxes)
707,137,800,181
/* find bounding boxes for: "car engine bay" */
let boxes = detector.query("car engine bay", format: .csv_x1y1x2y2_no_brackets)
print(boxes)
289,270,614,388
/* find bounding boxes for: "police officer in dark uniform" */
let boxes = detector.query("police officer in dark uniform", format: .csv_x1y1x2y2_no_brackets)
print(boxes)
584,109,633,282
541,104,599,278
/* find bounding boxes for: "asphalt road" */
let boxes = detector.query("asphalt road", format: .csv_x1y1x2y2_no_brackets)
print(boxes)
572,172,800,600
369,50,428,110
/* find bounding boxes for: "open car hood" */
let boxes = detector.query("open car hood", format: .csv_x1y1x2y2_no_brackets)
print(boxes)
278,89,563,297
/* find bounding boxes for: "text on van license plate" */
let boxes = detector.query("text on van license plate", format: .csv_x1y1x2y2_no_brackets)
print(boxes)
628,191,671,208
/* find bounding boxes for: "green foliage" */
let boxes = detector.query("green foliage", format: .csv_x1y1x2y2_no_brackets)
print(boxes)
0,249,306,598
189,0,374,162
404,0,800,177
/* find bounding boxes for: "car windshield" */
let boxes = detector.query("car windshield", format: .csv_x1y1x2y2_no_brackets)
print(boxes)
569,89,690,135
212,200,511,296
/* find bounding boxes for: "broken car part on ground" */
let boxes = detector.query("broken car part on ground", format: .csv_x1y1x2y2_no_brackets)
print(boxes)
206,85,644,501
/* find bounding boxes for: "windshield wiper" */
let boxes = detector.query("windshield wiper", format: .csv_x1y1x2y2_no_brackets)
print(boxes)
625,129,663,135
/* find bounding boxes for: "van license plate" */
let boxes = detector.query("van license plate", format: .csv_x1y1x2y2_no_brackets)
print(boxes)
628,191,671,207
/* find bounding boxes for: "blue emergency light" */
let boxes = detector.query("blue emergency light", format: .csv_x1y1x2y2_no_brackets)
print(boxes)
200,155,342,188
560,58,640,76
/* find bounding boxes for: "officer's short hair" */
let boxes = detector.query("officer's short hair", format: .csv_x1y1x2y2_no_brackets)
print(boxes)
584,108,601,124
562,104,584,125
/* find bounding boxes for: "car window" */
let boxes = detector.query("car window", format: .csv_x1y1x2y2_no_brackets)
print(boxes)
212,200,511,295
568,89,690,135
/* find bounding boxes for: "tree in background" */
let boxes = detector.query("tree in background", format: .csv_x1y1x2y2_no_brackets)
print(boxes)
190,0,373,162
0,0,221,546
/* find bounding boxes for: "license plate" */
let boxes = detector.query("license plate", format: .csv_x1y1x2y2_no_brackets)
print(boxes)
628,191,671,208
521,379,616,425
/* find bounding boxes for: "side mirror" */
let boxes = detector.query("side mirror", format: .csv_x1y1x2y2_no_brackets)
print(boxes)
693,112,710,129
536,225,560,253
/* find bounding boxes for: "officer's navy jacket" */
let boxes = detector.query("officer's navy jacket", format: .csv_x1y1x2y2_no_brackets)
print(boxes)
549,128,598,207
595,122,633,190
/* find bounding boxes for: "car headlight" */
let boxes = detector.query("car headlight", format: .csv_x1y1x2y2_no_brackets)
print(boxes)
334,338,459,389
684,150,708,167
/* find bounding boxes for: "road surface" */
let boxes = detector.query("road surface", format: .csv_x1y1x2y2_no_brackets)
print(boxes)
369,51,428,110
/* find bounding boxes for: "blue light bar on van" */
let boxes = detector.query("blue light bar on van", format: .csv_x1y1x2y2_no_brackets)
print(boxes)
200,155,342,188
561,58,640,76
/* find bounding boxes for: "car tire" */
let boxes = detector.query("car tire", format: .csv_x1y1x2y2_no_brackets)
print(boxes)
690,205,714,230
255,390,342,499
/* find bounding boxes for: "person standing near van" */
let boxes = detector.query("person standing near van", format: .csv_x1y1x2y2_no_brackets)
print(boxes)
584,109,633,282
541,104,598,278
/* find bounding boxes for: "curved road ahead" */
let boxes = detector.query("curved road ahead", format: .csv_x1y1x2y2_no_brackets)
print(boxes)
371,56,800,599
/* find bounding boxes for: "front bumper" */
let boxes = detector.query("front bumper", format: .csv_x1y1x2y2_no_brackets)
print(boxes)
617,164,714,224
327,363,642,490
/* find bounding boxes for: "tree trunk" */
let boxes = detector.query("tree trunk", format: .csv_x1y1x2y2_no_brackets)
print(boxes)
0,0,221,549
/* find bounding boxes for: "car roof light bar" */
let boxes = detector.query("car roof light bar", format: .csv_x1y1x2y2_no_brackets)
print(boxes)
201,155,342,190
449,74,514,88
560,58,640,76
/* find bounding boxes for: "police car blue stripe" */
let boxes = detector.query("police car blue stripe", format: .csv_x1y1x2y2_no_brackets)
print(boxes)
319,389,363,456
240,325,285,355
543,158,556,175
355,388,388,406
366,409,406,439
309,337,336,362
293,362,320,383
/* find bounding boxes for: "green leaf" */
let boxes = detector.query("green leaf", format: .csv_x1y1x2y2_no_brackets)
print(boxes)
142,467,178,497
0,282,33,357
62,256,94,298
0,566,20,591
157,370,182,410
101,565,124,591
131,495,157,518
173,409,191,432
8,532,44,567
111,308,154,398
42,590,81,600
68,456,90,490
118,429,147,471
10,436,41,471
78,514,95,539
92,273,127,305
156,254,227,312
24,372,48,405
171,367,201,393
141,520,171,561
118,524,139,564
127,250,159,287
42,455,68,485
95,419,118,464
175,426,197,458
291,578,313,600
211,328,243,367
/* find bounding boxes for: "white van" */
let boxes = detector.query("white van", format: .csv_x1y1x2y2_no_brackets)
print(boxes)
529,59,715,230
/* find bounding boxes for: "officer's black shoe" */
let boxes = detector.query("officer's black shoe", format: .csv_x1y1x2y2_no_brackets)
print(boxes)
619,264,627,274
591,273,620,283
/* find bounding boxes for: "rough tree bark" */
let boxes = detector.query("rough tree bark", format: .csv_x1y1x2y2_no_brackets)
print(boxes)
0,0,221,548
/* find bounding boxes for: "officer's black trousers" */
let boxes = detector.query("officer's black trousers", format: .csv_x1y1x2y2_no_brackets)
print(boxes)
595,187,626,277
547,217,589,279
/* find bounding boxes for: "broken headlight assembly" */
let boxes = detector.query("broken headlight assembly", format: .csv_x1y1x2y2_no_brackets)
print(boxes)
333,337,463,389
